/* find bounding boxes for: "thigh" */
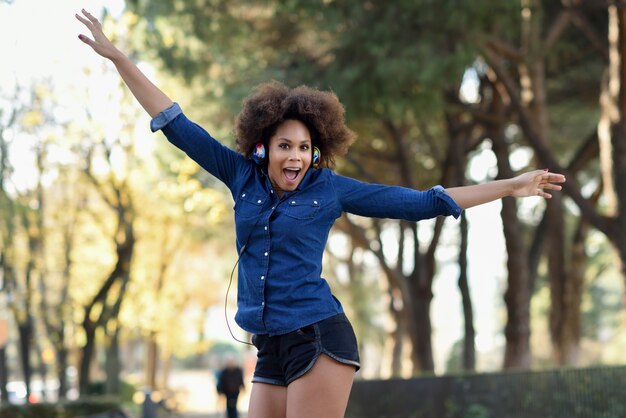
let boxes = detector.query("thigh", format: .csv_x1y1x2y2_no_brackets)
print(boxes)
248,382,288,418
286,354,355,418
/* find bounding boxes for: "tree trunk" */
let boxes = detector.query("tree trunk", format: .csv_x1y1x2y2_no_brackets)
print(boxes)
447,111,476,371
500,195,532,370
33,341,48,401
146,333,159,389
79,322,97,395
547,194,569,365
411,288,433,372
79,221,134,395
0,346,8,403
485,77,532,369
383,283,405,377
611,7,626,291
409,218,445,373
160,351,172,390
0,255,16,405
17,321,33,402
57,347,69,399
559,220,588,364
457,212,475,370
105,324,121,396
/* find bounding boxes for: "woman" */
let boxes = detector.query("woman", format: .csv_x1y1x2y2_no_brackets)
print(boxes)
76,9,565,418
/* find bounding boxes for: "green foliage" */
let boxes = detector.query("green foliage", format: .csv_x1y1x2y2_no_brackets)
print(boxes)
126,0,519,122
582,233,624,342
121,0,527,193
85,379,137,403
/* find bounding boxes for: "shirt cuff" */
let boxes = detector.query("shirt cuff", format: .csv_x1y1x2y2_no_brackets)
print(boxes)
432,185,462,219
150,102,183,132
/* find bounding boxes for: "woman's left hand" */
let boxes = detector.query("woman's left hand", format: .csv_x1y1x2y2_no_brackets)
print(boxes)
510,169,566,199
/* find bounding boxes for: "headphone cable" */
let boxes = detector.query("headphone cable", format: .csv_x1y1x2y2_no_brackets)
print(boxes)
225,244,254,346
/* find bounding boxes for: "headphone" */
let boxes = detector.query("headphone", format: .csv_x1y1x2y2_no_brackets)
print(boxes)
251,142,321,169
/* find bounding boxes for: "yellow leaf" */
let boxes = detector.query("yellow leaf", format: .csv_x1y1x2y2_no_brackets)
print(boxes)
21,111,44,127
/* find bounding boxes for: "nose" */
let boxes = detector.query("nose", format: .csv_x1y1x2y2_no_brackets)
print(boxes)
289,148,301,161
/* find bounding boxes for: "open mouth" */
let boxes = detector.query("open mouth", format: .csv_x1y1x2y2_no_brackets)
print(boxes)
283,167,301,182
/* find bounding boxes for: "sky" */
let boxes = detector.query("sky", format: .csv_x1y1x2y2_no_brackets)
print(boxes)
0,0,124,88
0,0,547,375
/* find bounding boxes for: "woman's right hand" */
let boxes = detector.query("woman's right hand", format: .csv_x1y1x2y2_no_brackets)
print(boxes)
76,9,120,60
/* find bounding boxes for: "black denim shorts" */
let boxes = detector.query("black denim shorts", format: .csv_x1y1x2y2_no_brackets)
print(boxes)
251,313,361,386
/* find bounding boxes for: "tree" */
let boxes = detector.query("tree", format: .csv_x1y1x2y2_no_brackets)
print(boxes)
478,0,612,366
0,90,22,403
125,0,523,374
126,0,626,372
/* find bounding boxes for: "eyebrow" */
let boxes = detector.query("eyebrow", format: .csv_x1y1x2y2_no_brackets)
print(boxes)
277,137,311,145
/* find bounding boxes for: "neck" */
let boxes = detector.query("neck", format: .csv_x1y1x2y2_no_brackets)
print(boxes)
270,178,285,196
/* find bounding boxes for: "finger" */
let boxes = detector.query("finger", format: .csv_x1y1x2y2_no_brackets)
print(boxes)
77,34,95,47
544,172,565,178
82,9,102,28
75,13,93,29
540,174,566,185
538,190,553,199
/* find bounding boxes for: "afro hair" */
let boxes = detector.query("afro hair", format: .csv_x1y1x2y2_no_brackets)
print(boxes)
235,81,356,168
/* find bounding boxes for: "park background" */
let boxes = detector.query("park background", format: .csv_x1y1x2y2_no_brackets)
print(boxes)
1,0,626,416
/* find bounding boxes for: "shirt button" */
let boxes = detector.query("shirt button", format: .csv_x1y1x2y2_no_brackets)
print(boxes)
271,206,275,210
261,275,265,280
270,190,274,194
257,199,262,204
264,252,268,256
242,193,246,197
264,226,268,231
314,200,318,205
261,302,265,306
291,201,296,204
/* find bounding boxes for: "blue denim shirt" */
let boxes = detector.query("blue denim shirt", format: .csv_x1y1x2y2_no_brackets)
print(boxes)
151,103,462,335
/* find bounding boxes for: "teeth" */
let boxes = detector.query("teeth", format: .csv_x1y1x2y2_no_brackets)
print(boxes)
284,168,299,181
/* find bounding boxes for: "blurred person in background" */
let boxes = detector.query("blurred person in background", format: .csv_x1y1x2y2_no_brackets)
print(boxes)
217,355,245,418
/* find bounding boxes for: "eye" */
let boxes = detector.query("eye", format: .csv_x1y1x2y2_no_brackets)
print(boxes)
301,144,310,151
279,143,289,150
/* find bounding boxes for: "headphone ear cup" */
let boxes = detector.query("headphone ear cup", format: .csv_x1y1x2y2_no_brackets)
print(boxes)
312,146,321,169
251,142,266,165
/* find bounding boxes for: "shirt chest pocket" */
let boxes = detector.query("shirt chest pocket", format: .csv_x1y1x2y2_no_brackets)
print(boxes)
234,192,266,218
284,198,321,220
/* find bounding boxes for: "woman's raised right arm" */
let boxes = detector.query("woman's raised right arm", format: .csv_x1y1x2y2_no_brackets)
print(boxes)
76,9,173,117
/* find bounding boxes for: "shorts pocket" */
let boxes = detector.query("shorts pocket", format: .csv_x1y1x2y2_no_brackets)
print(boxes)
295,325,317,343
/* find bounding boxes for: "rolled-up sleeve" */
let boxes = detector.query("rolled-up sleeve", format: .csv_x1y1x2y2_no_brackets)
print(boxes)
431,185,462,219
150,102,183,132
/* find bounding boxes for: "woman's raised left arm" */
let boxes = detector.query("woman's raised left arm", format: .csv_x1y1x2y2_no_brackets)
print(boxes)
445,169,566,210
